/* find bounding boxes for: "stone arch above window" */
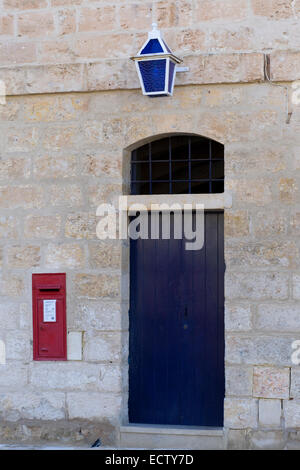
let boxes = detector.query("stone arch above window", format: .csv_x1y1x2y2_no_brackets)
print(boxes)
130,134,224,195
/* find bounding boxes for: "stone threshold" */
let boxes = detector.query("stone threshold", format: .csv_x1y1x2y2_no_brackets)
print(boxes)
120,424,224,437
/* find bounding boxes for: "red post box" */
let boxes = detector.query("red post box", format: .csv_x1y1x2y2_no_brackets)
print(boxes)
32,273,67,361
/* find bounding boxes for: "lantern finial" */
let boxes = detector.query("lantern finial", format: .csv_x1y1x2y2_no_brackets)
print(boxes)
148,22,161,39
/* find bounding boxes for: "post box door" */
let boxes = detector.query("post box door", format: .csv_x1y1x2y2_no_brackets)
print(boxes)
37,297,65,358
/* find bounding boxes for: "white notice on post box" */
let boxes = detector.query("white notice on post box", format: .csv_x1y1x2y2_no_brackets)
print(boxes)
43,299,56,322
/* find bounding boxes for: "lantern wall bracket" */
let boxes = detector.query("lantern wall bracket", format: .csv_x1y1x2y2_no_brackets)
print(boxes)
176,66,189,73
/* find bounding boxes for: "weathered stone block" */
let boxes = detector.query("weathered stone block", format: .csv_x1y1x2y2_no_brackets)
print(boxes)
0,303,21,329
4,0,47,9
180,53,265,86
0,185,44,209
0,216,18,239
284,401,300,428
0,419,116,445
26,64,84,94
293,274,300,300
83,332,122,363
75,34,133,60
19,302,31,330
0,273,24,297
256,304,300,332
196,0,248,21
70,301,122,331
39,38,75,65
226,241,298,269
226,146,286,177
85,60,139,92
23,94,89,122
252,0,294,19
18,11,54,37
67,332,82,361
65,213,97,240
226,366,253,396
224,398,257,429
207,26,255,53
290,369,300,399
7,245,40,268
88,242,121,269
81,153,121,179
228,178,272,206
51,0,82,5
6,330,31,361
0,363,28,388
252,210,288,238
0,392,65,421
79,6,117,32
0,100,21,121
291,212,300,234
175,0,193,27
0,157,29,179
253,367,290,399
30,362,121,393
67,392,121,421
0,67,24,95
45,243,85,268
0,42,37,66
227,429,248,450
42,125,78,151
225,304,252,331
57,8,76,36
248,430,286,450
24,215,61,239
165,29,206,54
259,400,281,427
224,210,249,238
74,274,120,299
33,153,77,178
49,184,83,207
120,2,156,30
6,126,38,152
279,178,298,203
155,1,177,28
225,272,289,300
226,335,295,366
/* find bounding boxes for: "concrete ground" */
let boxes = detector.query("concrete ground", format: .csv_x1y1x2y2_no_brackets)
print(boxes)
0,443,99,450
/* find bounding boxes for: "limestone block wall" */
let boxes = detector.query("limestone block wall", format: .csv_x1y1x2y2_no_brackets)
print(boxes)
0,0,299,66
0,82,299,448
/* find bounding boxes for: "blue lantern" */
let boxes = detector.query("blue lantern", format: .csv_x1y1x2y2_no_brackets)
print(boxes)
131,23,182,97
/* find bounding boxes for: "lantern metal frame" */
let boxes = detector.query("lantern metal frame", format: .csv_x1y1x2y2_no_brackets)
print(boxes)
131,23,182,97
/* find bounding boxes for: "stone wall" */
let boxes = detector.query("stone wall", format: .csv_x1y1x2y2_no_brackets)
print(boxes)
0,0,299,449
0,0,299,94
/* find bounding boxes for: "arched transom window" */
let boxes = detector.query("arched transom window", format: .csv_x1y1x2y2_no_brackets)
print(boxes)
131,135,224,195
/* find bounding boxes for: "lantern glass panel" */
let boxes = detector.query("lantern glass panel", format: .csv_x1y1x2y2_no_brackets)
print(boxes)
168,61,176,94
141,39,164,55
138,59,167,93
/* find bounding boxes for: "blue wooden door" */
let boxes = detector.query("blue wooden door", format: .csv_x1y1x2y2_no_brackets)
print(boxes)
129,211,224,427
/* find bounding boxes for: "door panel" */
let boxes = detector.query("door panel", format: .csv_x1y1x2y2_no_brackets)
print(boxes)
129,211,224,427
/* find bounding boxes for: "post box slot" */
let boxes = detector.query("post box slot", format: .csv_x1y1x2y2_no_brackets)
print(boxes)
37,285,61,291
